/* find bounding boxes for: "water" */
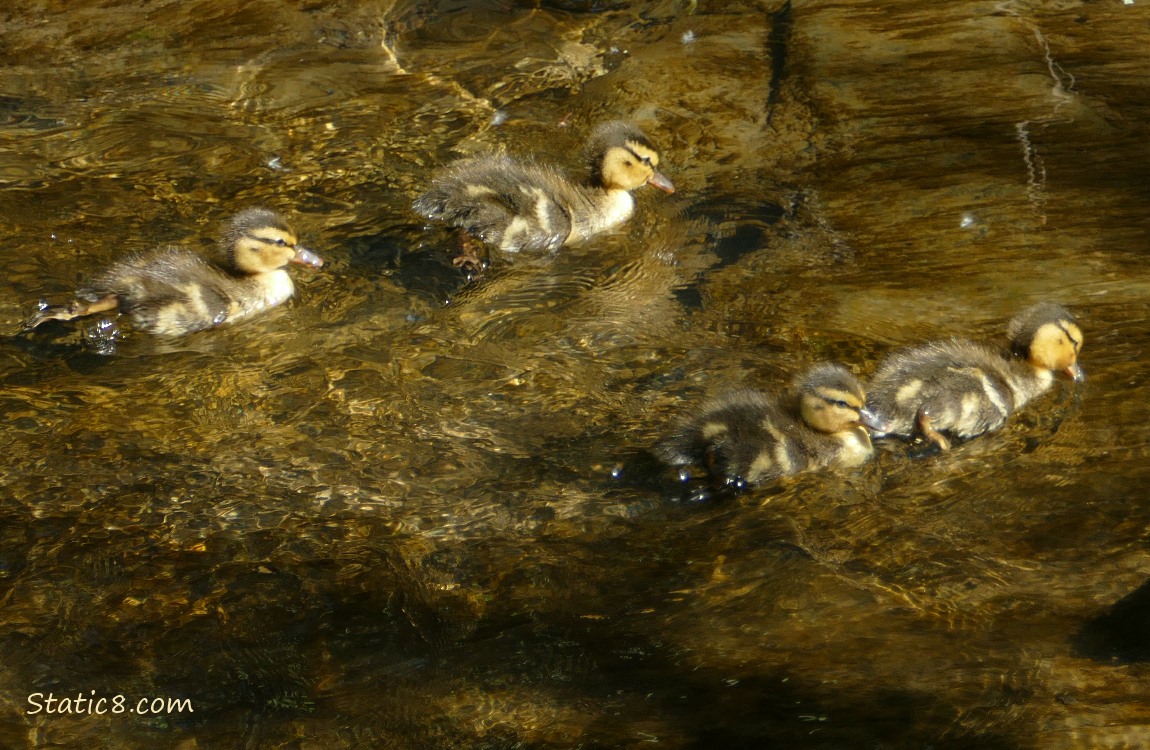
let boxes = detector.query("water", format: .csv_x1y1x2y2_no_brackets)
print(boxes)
2,0,1149,747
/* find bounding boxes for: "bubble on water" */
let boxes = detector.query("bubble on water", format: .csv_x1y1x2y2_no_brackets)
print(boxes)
84,317,121,355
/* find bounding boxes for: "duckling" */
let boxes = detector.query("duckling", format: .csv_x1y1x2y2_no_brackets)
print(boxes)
23,208,323,337
656,363,888,488
865,302,1085,451
412,120,675,264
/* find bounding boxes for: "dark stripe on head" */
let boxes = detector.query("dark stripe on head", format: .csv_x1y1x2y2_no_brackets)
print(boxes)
624,147,653,165
585,120,656,175
221,208,294,259
1008,302,1077,356
244,232,290,247
799,362,866,401
1057,322,1081,351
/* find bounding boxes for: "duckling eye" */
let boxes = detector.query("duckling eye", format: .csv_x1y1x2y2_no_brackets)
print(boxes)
275,238,288,247
1057,323,1081,351
832,399,851,409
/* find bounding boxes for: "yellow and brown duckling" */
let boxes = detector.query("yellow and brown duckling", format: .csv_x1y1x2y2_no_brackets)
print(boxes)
412,120,674,263
656,363,888,489
23,208,323,337
865,302,1085,451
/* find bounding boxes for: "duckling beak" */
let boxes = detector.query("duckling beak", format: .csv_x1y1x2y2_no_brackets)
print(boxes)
856,407,890,433
1065,362,1085,383
291,246,324,268
647,171,676,194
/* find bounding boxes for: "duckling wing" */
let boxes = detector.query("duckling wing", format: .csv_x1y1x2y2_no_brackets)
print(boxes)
657,389,807,486
866,339,1018,440
81,248,233,335
414,155,577,253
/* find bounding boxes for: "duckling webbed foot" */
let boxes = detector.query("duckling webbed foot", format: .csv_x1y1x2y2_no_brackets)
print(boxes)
22,295,120,332
452,231,489,276
915,410,951,452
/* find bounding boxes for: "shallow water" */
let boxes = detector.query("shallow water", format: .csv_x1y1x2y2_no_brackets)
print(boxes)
2,0,1150,747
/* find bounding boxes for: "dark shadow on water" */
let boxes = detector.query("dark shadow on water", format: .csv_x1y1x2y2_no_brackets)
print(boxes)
766,0,794,124
606,447,758,507
669,198,786,311
1072,578,1150,663
0,503,1031,748
691,201,787,271
352,229,475,305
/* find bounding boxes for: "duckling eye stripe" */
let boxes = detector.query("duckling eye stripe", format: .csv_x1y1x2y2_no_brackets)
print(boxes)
1057,322,1081,350
624,147,651,165
247,233,289,247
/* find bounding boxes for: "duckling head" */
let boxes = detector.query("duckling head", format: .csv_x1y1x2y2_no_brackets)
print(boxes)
798,363,889,434
586,121,676,194
224,208,324,275
1007,302,1084,381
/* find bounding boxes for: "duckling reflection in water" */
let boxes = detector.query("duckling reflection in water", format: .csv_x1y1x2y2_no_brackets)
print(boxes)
657,363,888,489
23,208,323,337
413,120,675,268
866,302,1085,451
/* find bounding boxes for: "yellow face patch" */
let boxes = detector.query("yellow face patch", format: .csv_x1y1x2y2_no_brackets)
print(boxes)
233,227,299,274
814,386,863,409
626,141,660,169
600,145,659,191
802,387,866,434
1062,321,1083,353
1029,320,1083,371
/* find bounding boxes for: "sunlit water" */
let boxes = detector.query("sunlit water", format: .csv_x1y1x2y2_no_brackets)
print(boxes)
1,1,1149,748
